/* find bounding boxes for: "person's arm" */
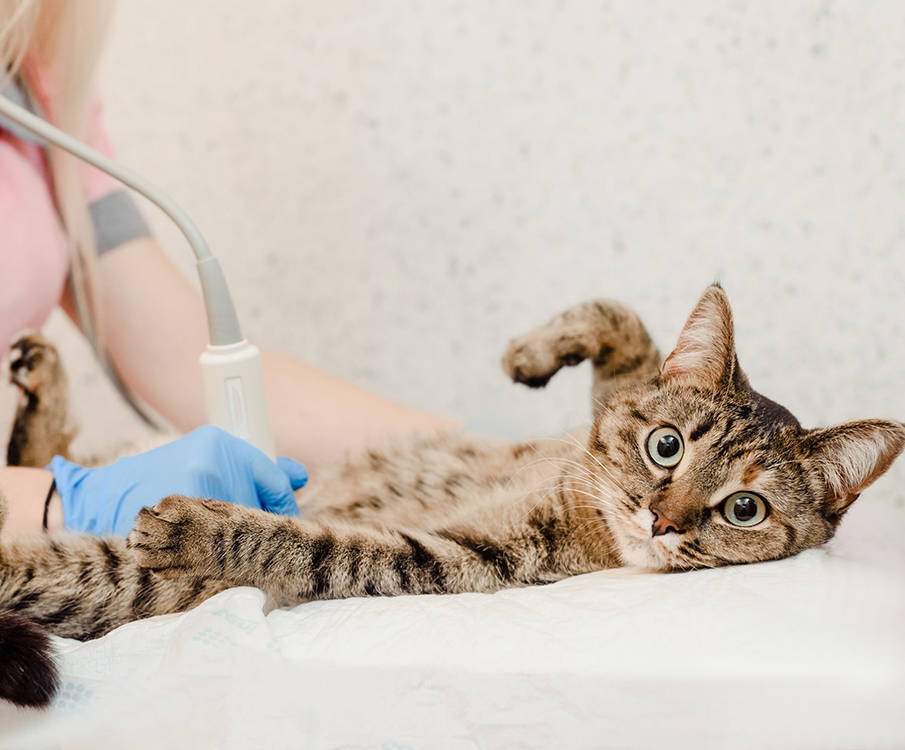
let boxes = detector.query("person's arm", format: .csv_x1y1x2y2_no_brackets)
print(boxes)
62,236,457,475
0,467,63,539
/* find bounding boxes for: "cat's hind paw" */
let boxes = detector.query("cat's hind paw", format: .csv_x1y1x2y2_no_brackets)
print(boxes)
7,331,64,397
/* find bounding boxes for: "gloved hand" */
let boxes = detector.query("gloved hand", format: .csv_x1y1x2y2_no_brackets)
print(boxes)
48,426,308,536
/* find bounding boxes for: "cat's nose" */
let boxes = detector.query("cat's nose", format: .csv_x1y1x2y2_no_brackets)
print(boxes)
650,506,684,536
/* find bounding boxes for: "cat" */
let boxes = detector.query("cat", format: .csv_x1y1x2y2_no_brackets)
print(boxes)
1,284,902,708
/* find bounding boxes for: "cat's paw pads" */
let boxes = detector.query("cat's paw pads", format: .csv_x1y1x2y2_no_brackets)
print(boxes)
128,495,232,578
7,331,63,396
502,330,588,388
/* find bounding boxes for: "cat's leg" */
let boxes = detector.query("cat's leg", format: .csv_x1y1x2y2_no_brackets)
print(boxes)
502,299,661,416
0,534,229,641
0,489,227,641
6,332,75,467
128,493,600,601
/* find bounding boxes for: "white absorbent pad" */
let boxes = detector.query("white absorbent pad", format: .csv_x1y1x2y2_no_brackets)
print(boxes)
1,498,903,750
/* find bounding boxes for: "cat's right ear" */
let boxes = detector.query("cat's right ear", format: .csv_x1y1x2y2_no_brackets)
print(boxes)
661,284,739,390
803,419,905,522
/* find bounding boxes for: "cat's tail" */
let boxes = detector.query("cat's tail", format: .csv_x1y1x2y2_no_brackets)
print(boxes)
0,609,58,708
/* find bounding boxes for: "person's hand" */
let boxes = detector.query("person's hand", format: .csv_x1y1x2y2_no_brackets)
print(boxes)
49,426,308,536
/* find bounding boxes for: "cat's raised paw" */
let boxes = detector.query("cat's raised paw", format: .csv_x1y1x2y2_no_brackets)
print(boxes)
127,495,235,578
502,330,591,388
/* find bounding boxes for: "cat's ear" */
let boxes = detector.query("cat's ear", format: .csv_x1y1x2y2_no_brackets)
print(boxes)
803,419,905,521
661,284,741,390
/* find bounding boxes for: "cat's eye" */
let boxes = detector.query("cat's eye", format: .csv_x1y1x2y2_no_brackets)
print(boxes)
721,491,769,527
646,426,684,468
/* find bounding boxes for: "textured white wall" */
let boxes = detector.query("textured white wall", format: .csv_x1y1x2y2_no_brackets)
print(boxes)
14,1,904,497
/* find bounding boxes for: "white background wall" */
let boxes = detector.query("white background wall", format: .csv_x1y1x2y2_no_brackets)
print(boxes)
11,1,904,497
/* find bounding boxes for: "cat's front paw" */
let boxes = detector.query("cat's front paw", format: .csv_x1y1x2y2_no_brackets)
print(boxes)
127,495,237,579
8,331,64,397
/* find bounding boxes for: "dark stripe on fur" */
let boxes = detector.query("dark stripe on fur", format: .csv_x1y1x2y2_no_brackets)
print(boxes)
211,530,227,573
780,521,797,554
131,568,156,617
399,533,445,589
10,591,41,612
99,539,122,586
526,511,559,568
261,531,285,572
711,417,736,452
31,597,81,627
230,529,244,568
308,534,335,596
610,354,646,377
440,532,517,581
177,579,208,611
689,416,715,441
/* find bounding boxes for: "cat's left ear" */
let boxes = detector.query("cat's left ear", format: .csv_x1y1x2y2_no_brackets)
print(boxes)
661,284,745,390
803,419,905,521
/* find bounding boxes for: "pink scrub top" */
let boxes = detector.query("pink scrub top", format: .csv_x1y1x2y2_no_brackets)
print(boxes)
0,65,149,353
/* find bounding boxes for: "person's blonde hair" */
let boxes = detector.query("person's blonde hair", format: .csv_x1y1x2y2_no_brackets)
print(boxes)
0,0,115,348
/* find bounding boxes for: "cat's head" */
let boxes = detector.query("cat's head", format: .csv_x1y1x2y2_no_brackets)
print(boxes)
591,285,905,570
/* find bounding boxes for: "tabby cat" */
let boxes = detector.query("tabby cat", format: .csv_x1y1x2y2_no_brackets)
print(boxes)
1,285,902,708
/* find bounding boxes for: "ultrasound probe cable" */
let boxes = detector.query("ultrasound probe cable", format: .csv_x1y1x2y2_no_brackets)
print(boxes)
0,93,277,459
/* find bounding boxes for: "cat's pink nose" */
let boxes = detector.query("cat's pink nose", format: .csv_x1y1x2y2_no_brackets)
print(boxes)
651,506,683,536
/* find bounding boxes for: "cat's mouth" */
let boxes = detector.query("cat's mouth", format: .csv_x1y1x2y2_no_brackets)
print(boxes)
609,508,678,570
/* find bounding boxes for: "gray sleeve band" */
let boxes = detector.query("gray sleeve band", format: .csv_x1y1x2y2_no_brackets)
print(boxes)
0,77,43,144
89,189,152,255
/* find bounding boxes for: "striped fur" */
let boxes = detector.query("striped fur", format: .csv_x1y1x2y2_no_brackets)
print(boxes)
2,286,903,708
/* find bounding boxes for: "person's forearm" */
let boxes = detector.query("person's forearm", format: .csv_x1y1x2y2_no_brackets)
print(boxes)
62,238,212,432
260,347,459,467
69,238,457,474
0,467,63,538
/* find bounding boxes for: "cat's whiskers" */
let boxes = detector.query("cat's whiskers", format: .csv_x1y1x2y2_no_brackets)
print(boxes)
554,468,620,509
591,396,623,422
673,543,719,569
550,432,635,496
501,433,637,517
511,467,621,531
566,489,615,508
674,550,712,570
540,434,637,504
501,451,592,489
587,472,636,515
517,475,618,518
509,453,614,501
500,458,596,523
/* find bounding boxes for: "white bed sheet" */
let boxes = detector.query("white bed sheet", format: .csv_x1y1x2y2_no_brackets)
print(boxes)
1,499,903,750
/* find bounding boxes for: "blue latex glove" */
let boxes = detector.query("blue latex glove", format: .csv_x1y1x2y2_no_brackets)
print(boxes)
49,426,308,536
